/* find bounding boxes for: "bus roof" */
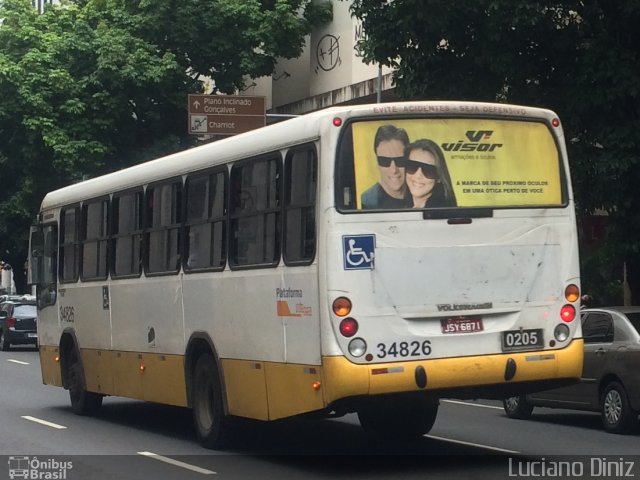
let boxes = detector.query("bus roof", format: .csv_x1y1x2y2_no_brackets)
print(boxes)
40,101,558,211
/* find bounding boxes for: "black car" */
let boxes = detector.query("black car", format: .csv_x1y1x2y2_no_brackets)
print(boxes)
0,295,38,351
503,307,640,433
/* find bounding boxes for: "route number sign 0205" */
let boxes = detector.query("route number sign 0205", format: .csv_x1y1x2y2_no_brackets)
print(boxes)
501,329,544,351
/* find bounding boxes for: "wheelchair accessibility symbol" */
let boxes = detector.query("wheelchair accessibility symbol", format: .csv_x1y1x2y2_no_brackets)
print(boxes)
343,235,375,270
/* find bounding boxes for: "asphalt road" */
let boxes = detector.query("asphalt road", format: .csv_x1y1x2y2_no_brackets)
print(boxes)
1,348,639,480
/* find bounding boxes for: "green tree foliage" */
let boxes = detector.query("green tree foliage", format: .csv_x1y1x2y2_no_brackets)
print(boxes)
0,0,188,289
349,0,640,303
114,0,332,92
0,0,331,291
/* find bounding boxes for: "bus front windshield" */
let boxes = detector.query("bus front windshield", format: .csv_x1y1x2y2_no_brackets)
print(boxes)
336,117,566,212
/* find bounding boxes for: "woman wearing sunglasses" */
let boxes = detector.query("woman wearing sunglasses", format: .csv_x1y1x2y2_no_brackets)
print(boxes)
404,139,456,208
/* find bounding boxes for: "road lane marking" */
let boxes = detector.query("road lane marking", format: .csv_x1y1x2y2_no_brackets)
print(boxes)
442,399,503,410
138,451,216,475
7,359,30,365
21,416,67,429
425,434,519,454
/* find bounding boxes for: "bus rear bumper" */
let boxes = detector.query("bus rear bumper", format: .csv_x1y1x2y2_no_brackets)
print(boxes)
321,338,584,405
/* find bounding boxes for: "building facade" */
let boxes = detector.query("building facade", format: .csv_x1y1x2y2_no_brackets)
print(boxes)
247,0,397,115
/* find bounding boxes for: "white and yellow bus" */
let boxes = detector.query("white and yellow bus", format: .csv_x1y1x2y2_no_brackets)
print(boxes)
29,101,583,448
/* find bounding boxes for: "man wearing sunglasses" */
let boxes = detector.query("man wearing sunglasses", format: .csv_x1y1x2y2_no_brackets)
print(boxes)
361,124,412,209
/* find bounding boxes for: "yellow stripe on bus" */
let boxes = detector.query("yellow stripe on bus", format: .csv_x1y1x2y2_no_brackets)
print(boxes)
221,359,325,420
39,345,62,387
39,339,582,421
39,346,188,407
321,339,584,403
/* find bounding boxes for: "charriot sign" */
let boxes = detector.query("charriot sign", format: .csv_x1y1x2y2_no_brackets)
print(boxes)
188,94,266,136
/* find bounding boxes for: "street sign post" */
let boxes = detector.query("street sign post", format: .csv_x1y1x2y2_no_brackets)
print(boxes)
188,94,266,135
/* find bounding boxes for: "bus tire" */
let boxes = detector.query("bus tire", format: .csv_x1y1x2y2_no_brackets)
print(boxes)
502,395,533,419
357,397,439,439
192,353,231,449
600,381,637,434
67,350,102,415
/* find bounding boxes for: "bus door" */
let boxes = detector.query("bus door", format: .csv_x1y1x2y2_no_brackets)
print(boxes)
29,220,61,382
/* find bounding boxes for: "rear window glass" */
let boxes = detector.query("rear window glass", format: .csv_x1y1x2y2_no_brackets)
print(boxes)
14,305,37,316
336,118,565,211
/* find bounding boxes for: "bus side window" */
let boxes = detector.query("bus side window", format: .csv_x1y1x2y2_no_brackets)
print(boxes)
229,155,281,268
112,190,144,278
335,124,356,210
60,207,80,283
36,224,58,308
81,199,109,281
146,180,182,274
284,146,317,265
44,227,58,283
29,226,44,285
184,170,227,271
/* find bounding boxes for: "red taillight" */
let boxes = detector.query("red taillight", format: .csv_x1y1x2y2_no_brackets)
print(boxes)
552,118,560,127
7,317,16,328
339,318,358,337
333,117,342,127
560,304,576,322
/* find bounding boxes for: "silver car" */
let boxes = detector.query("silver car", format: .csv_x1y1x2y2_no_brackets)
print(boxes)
503,307,640,433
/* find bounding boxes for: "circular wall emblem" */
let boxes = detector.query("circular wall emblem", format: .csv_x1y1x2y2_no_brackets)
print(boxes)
316,34,341,72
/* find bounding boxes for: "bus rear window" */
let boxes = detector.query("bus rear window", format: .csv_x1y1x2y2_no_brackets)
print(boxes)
336,118,565,211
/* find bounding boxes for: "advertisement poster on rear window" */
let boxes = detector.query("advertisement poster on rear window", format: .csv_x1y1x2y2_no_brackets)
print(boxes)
350,118,563,210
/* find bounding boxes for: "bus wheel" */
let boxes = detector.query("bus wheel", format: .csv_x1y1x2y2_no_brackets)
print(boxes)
502,395,533,419
600,381,637,434
357,397,439,439
67,351,102,415
192,353,231,449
